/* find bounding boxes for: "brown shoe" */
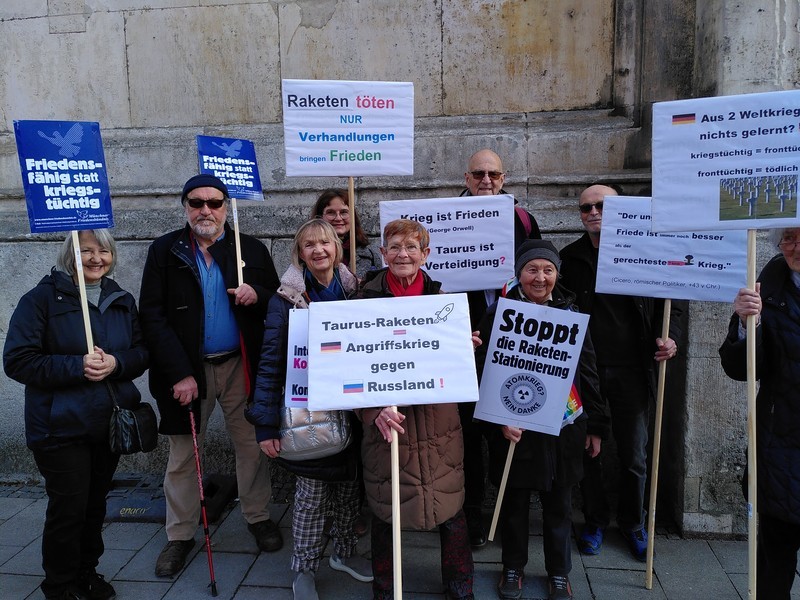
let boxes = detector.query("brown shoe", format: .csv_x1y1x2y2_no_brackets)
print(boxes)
248,519,283,552
155,539,195,577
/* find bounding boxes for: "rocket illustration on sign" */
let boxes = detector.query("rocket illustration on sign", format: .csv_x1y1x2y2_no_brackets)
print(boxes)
434,303,454,323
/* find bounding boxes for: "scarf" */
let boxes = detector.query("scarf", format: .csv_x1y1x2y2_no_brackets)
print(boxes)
386,269,424,297
304,267,346,302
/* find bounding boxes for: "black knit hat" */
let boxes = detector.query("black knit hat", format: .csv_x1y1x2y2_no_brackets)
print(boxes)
514,239,561,278
181,174,229,202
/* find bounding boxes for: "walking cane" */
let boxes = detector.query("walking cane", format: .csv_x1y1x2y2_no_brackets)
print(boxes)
188,407,219,596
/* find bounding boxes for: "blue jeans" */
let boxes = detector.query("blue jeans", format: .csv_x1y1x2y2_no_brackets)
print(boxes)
33,441,119,597
580,365,650,532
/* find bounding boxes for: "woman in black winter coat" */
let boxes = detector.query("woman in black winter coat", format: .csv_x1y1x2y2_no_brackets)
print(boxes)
3,230,148,600
719,227,800,600
474,240,608,600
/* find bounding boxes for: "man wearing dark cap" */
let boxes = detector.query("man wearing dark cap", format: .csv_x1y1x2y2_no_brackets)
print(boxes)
139,174,281,577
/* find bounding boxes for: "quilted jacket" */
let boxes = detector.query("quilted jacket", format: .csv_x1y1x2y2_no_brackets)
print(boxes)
719,255,800,524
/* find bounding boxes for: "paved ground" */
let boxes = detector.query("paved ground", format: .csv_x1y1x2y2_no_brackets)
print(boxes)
0,475,795,600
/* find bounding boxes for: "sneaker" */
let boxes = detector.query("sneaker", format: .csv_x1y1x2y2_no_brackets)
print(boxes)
578,524,604,555
466,509,487,548
248,519,283,552
76,569,116,600
497,568,524,600
293,570,320,600
623,527,648,562
154,539,196,577
329,552,374,582
548,575,573,600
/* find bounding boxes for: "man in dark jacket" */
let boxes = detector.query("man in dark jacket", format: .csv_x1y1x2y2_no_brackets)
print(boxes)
139,174,281,577
459,148,542,547
559,184,682,562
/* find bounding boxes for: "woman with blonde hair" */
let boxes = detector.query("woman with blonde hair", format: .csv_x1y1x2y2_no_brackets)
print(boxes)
247,219,372,600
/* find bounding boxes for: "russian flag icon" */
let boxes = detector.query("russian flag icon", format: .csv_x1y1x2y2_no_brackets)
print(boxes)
343,381,364,394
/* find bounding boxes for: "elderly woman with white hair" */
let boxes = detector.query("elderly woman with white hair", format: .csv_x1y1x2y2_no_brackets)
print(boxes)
3,229,148,600
474,239,607,600
720,226,800,599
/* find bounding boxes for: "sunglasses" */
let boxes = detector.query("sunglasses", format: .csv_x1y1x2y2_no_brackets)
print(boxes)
469,170,504,181
579,201,603,214
185,197,226,209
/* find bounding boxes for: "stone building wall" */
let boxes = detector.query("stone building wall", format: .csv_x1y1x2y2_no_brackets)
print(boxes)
0,0,797,535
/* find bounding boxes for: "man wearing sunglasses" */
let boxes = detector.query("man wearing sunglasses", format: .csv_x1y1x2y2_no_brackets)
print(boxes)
460,148,541,247
459,149,542,548
559,184,681,563
139,174,282,578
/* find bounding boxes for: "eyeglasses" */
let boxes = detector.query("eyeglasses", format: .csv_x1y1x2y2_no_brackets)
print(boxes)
778,239,800,251
386,244,422,256
579,201,603,214
185,197,226,209
322,209,350,219
469,170,504,181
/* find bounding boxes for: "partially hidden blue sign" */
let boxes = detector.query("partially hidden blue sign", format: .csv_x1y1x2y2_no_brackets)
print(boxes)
14,120,113,233
196,135,264,201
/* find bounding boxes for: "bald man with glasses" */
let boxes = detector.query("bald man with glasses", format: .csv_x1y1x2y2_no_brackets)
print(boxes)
459,149,542,548
559,184,682,563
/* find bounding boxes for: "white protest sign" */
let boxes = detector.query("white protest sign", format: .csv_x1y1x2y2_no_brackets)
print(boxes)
284,309,310,408
596,196,748,302
652,90,800,232
307,294,478,410
474,297,589,436
379,195,515,292
282,79,414,176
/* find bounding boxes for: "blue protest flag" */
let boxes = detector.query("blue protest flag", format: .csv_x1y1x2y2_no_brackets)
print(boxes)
196,135,264,201
14,120,114,233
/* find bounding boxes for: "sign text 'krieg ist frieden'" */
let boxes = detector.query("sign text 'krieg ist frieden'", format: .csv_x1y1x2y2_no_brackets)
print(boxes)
380,195,515,292
306,294,478,411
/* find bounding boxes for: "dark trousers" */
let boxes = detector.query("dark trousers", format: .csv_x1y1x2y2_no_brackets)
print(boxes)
33,441,119,598
757,512,800,599
500,485,573,576
580,365,650,532
459,402,485,514
371,509,474,599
